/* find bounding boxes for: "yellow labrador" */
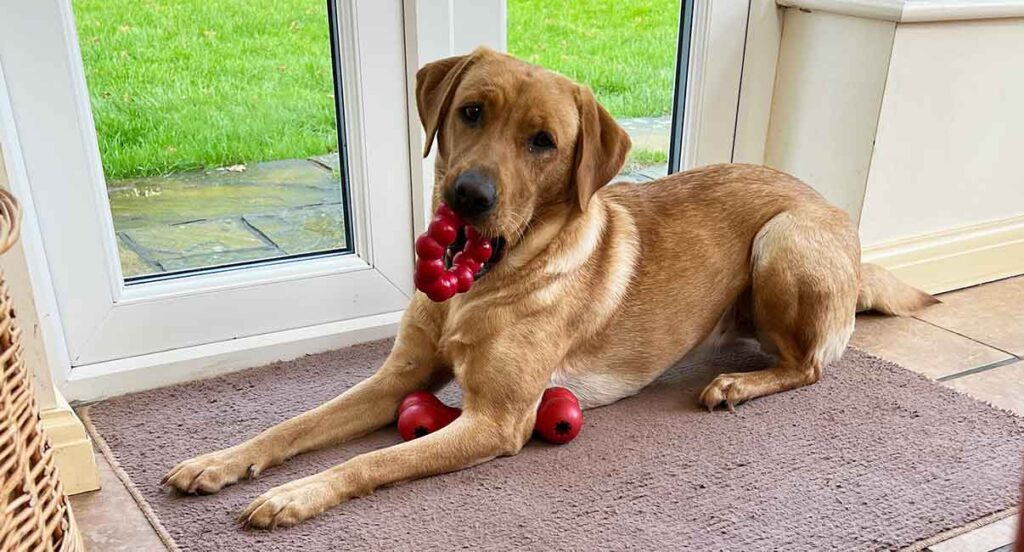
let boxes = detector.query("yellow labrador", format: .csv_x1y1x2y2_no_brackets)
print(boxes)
163,47,936,528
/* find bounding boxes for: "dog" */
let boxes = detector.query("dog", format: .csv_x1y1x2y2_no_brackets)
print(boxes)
162,47,936,528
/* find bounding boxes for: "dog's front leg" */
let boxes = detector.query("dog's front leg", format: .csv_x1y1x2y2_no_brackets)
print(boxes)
239,405,534,529
163,313,447,495
239,333,552,528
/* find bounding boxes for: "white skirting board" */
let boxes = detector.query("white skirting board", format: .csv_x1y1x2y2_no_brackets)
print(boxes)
862,214,1024,295
63,310,403,403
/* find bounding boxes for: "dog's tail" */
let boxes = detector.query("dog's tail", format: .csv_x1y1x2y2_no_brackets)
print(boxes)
857,263,940,316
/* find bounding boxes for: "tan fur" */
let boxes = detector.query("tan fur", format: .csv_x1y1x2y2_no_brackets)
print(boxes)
858,263,941,315
163,48,936,527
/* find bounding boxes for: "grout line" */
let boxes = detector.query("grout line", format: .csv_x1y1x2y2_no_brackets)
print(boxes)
913,315,1020,359
306,156,336,173
938,356,1022,382
117,232,164,273
239,216,288,255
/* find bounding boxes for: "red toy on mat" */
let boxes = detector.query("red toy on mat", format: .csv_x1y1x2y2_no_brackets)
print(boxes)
414,203,493,302
534,387,583,444
397,387,584,444
396,391,461,441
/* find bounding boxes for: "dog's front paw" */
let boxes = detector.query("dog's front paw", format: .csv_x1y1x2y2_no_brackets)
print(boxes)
162,447,261,495
240,475,341,529
699,373,750,412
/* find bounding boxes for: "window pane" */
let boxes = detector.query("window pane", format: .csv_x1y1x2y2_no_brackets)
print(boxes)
508,0,680,182
73,0,351,280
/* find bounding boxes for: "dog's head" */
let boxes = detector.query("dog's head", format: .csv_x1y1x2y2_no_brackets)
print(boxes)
416,47,631,262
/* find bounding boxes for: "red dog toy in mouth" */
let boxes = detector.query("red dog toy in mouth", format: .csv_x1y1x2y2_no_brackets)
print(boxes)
414,203,494,302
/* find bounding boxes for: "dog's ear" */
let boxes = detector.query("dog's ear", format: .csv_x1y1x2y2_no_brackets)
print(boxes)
416,53,476,157
572,86,631,212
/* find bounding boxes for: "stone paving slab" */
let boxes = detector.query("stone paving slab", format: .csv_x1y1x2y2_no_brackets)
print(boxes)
244,203,347,255
121,218,280,274
308,153,341,173
618,163,669,183
108,159,340,231
619,116,672,153
117,238,156,278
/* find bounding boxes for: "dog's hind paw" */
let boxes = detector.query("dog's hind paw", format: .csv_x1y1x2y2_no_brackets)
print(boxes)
698,373,749,412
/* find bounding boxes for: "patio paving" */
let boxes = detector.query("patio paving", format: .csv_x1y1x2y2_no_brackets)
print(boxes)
108,117,671,279
109,157,347,278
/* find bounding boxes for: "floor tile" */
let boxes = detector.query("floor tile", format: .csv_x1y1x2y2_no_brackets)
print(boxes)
69,451,168,551
851,314,1011,379
944,360,1024,416
917,276,1024,357
927,514,1017,552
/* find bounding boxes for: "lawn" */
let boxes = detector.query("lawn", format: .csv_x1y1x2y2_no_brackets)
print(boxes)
73,0,339,181
75,0,678,181
508,0,679,119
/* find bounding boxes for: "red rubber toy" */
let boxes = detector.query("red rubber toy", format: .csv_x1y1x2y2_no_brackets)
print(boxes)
414,203,493,302
542,387,580,406
398,390,438,415
535,387,583,445
397,392,461,441
397,387,584,444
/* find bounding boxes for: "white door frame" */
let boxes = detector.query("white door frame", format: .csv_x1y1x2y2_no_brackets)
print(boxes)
678,0,772,170
0,1,415,400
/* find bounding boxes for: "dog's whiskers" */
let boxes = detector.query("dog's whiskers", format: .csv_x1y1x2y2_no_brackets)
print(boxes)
505,211,533,245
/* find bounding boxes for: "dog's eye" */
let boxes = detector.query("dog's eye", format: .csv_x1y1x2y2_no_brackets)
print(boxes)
530,132,555,151
460,104,482,125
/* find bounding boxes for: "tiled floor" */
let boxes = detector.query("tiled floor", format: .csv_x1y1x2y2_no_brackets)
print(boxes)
69,276,1024,551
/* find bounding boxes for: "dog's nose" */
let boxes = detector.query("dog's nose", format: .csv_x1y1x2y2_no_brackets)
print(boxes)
449,170,497,218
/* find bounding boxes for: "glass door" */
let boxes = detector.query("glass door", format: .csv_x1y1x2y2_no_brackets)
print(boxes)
506,0,752,179
71,0,357,281
507,0,684,182
0,1,413,391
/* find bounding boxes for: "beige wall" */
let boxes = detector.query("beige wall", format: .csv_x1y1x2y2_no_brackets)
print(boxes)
764,9,895,222
763,7,1024,292
859,18,1024,246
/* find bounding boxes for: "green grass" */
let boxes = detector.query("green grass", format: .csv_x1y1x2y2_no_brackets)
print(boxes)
508,0,679,119
73,0,339,181
627,148,668,165
76,0,677,181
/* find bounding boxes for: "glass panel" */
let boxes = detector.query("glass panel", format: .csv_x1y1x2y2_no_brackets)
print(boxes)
508,0,682,183
73,0,352,281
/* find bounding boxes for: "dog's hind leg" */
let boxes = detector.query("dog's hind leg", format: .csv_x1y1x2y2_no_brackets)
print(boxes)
699,208,859,410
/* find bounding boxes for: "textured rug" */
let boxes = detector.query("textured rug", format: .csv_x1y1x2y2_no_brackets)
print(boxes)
82,339,1024,551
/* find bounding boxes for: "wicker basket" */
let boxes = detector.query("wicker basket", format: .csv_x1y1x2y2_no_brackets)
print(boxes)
0,189,84,551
